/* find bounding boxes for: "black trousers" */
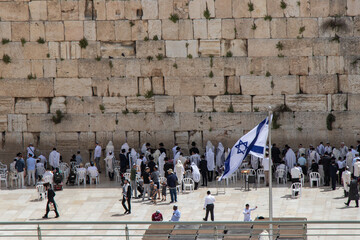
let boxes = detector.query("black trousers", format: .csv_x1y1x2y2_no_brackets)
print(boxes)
331,176,337,190
201,171,208,186
122,197,131,213
324,169,330,186
346,199,359,207
208,171,213,182
45,200,59,217
204,204,214,221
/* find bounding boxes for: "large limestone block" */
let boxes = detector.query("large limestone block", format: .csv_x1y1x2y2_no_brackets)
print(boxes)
213,95,231,112
253,95,285,111
340,38,360,56
208,19,222,39
90,114,117,131
139,77,152,95
81,42,100,59
47,0,61,20
0,97,14,114
148,20,162,39
84,21,96,41
97,21,115,41
232,0,251,18
55,132,79,150
251,0,267,17
178,112,210,131
23,42,49,60
54,78,92,97
227,76,241,94
173,0,190,19
39,132,56,151
48,42,60,60
45,22,64,41
281,39,313,57
50,97,66,113
31,60,44,78
115,21,132,41
165,76,225,96
159,0,173,19
264,57,290,76
110,59,126,77
30,22,45,42
286,95,327,111
0,22,11,41
327,56,344,74
267,0,284,17
166,41,187,58
241,76,272,95
221,19,235,39
289,57,309,75
194,19,208,39
136,41,165,58
126,96,155,112
309,56,327,75
300,75,337,94
221,40,246,57
124,0,142,20
27,114,91,132
248,39,278,57
174,96,194,112
64,21,83,41
189,0,215,19
270,18,287,38
126,59,141,77
11,22,29,42
65,96,102,114
78,59,111,78
186,40,199,58
347,0,360,16
142,0,158,19
29,1,47,21
131,20,148,41
154,96,174,112
162,19,179,40
8,114,27,132
109,77,138,96
91,78,109,97
199,40,221,56
235,18,254,39
152,76,165,94
93,0,106,20
106,0,125,20
175,131,189,149
15,99,48,114
302,18,319,38
299,0,311,17
195,96,213,112
100,42,135,58
284,0,300,17
61,0,79,20
273,75,298,95
0,59,31,78
215,0,232,18
313,39,339,56
56,60,79,78
179,20,193,40
339,75,360,94
348,94,360,111
0,78,53,97
0,2,29,21
0,42,24,60
253,19,270,38
331,94,347,111
0,115,7,132
310,0,330,17
140,58,173,77
231,95,252,112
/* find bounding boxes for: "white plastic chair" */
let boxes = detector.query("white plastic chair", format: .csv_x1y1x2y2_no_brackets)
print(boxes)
276,169,287,184
159,177,166,183
36,184,46,200
88,169,99,185
85,163,91,169
10,173,18,188
43,175,53,186
114,168,121,182
182,178,194,192
257,169,266,183
300,173,305,186
309,172,320,187
0,173,8,188
123,172,131,180
77,170,86,186
291,182,302,198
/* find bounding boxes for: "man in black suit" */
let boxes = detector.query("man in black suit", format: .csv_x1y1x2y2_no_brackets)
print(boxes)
42,183,59,218
122,179,132,214
119,149,128,173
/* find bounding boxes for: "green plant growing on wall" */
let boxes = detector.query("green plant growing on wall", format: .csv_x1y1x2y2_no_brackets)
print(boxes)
115,119,119,125
297,127,303,132
297,1,300,6
254,107,259,112
109,60,113,69
280,0,287,9
27,73,37,80
37,37,45,44
2,38,10,45
169,13,179,23
278,54,284,58
272,104,292,129
153,35,159,41
133,110,139,114
156,54,164,60
226,51,233,57
331,34,340,43
227,104,234,113
209,71,214,78
251,23,257,30
276,41,284,50
248,2,254,12
122,109,129,115
326,113,336,130
271,80,274,89
129,21,135,27
144,90,154,98
95,56,101,61
21,38,26,46
2,54,11,64
266,71,271,77
197,109,203,113
187,54,193,59
264,15,272,21
99,104,105,113
147,56,153,62
203,7,211,19
299,26,305,34
210,55,214,67
321,18,347,32
46,53,50,58
52,110,64,124
144,36,149,41
79,37,88,49
173,63,178,69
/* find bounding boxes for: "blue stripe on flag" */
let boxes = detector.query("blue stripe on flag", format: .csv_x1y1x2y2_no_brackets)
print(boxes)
251,145,264,154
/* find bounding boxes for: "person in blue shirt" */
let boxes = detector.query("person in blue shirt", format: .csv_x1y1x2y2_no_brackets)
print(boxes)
26,153,36,186
297,153,307,175
15,153,26,188
170,205,181,222
166,169,178,203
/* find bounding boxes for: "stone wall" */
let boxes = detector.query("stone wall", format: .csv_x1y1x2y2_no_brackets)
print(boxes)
0,0,359,162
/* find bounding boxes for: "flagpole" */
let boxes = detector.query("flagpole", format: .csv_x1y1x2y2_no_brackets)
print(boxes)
268,109,273,240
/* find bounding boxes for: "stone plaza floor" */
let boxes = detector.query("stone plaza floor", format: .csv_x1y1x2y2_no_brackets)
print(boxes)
1,174,359,239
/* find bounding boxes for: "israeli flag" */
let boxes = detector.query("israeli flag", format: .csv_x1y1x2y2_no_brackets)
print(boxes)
219,116,271,181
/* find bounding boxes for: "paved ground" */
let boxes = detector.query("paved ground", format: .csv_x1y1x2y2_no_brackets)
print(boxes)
0,174,359,239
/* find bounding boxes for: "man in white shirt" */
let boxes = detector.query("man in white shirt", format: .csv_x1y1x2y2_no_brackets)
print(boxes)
203,191,215,221
261,152,270,186
38,154,47,169
354,159,360,178
339,142,349,160
94,142,102,173
243,204,257,222
49,148,60,170
27,143,36,158
308,147,320,165
324,142,332,155
291,164,301,183
342,166,351,197
317,142,325,156
297,144,306,158
87,162,99,177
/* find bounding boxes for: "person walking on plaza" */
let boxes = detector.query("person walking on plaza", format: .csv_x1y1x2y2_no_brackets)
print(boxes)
152,210,163,221
167,169,178,203
342,167,351,197
42,183,59,219
122,179,132,214
203,191,215,221
94,142,102,173
170,205,181,222
15,153,26,188
345,176,359,207
243,204,257,222
130,164,138,198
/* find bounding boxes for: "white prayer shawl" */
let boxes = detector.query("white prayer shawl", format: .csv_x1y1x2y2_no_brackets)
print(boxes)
158,152,166,177
27,146,35,157
342,170,351,192
174,151,181,167
141,143,147,154
340,146,349,159
251,155,260,170
153,149,161,164
216,142,225,168
284,148,296,173
206,148,215,171
106,141,115,157
324,146,332,154
206,141,215,154
317,144,325,155
175,160,185,183
332,148,340,160
297,148,306,158
172,146,177,159
308,150,320,165
49,150,60,168
121,143,129,153
346,152,354,171
130,148,138,166
354,162,360,177
352,149,359,156
191,163,201,183
190,153,201,167
104,155,114,173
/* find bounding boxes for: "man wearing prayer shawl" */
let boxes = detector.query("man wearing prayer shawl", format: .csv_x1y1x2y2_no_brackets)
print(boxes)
106,141,115,157
206,141,215,182
284,145,296,174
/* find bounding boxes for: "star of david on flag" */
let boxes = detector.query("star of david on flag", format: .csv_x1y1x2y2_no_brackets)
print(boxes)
219,115,272,181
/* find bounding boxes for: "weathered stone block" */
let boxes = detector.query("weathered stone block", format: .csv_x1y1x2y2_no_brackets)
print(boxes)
126,96,155,112
64,96,101,114
281,39,313,57
11,22,29,42
0,97,14,114
102,97,126,113
126,59,141,77
8,114,27,132
31,60,44,78
45,22,64,41
339,75,360,94
195,96,213,112
251,0,267,17
253,95,285,111
148,20,162,39
309,56,327,75
162,19,179,40
142,0,158,19
240,76,272,95
273,75,298,95
44,60,57,78
189,0,215,19
213,95,231,112
310,0,329,17
194,19,208,39
56,60,79,78
208,19,222,39
136,41,165,58
50,97,66,113
101,42,135,58
174,96,194,112
159,0,173,19
186,40,199,58
232,95,252,112
23,43,49,60
221,40,247,57
109,77,138,96
0,115,7,132
313,39,339,56
0,23,11,42
178,20,193,40
0,60,31,79
154,96,174,112
331,94,347,111
131,20,148,41
232,0,251,18
152,77,164,94
124,0,142,20
54,78,92,97
215,0,232,18
327,56,345,74
166,41,187,58
78,59,111,78
284,0,300,17
61,0,79,20
97,21,115,41
84,21,96,41
286,95,327,111
248,39,278,57
221,19,235,39
139,77,152,95
115,20,132,41
235,18,254,39
0,2,29,21
253,19,270,38
300,75,337,94
15,98,48,114
30,22,45,42
199,40,221,56
270,18,287,38
347,0,360,16
106,0,125,20
348,94,360,111
47,0,61,20
29,1,47,20
267,0,284,17
226,76,241,94
302,18,319,38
